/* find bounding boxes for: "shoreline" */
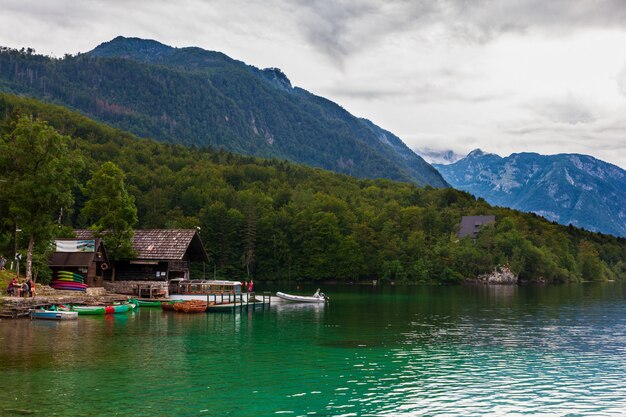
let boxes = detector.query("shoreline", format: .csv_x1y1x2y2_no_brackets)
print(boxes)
0,292,130,319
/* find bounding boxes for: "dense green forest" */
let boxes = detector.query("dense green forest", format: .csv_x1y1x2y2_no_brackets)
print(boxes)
1,93,625,284
0,39,446,187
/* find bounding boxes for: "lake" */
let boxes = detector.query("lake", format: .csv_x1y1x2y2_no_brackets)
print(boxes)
1,283,626,416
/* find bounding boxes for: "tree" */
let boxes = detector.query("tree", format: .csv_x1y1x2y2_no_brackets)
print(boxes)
577,240,604,281
0,115,80,281
81,161,137,280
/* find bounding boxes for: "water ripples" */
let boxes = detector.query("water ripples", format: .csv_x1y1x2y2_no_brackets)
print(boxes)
2,285,626,416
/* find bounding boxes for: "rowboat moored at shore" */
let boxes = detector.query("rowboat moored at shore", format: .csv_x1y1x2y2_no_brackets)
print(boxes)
173,300,208,313
129,299,162,308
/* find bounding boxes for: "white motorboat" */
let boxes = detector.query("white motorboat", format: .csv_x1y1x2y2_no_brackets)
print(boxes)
276,289,328,303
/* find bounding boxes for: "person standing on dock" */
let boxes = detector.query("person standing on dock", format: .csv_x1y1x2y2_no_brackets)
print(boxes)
27,279,35,297
248,279,254,293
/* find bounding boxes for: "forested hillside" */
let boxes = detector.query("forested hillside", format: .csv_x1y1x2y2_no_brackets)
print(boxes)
1,93,625,283
0,37,446,187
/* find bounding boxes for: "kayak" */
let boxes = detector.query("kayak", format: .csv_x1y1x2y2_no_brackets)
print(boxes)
49,281,88,292
129,299,162,308
70,306,105,315
58,271,84,278
70,304,133,315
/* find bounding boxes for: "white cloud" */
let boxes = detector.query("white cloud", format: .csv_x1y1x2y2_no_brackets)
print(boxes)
1,0,626,168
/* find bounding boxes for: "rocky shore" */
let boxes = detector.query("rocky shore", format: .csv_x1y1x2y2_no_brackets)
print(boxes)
0,286,129,318
466,265,518,285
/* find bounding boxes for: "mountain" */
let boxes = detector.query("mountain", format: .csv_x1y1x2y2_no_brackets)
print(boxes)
414,147,464,165
435,149,626,237
0,37,447,187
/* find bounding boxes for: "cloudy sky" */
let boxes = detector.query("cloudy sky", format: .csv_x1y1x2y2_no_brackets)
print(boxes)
3,0,626,168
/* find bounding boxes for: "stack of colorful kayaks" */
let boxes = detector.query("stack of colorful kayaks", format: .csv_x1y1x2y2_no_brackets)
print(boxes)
49,271,87,292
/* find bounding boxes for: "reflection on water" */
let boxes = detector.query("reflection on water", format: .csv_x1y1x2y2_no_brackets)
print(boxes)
1,283,626,416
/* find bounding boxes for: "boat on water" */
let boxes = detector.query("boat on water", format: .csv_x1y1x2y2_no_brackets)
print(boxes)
58,303,135,315
161,300,183,311
276,289,328,303
173,300,208,313
129,299,162,308
30,309,78,320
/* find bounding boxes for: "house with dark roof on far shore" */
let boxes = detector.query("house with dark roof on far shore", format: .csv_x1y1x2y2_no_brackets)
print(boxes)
75,229,209,282
458,215,496,239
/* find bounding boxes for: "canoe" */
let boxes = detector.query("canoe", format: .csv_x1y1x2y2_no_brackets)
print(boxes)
129,299,162,308
71,306,105,315
51,280,87,286
173,300,207,313
105,304,132,314
50,284,86,289
57,272,84,279
30,309,78,320
50,285,86,292
276,290,327,303
53,277,83,283
70,304,133,315
50,281,87,289
161,300,183,311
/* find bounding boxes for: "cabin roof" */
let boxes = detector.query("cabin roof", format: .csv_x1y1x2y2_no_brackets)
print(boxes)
75,229,209,262
48,238,108,267
458,215,496,238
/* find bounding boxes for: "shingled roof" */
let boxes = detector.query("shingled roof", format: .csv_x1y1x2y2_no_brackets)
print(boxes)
75,229,209,262
458,215,496,238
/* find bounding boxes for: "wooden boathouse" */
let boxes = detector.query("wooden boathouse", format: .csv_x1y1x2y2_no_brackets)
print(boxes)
73,229,209,296
48,238,110,287
75,229,209,281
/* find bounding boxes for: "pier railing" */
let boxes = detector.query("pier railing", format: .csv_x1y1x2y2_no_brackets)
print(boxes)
206,291,272,311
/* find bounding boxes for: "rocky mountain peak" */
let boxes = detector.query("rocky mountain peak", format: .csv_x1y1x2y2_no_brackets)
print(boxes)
435,151,626,237
261,67,292,91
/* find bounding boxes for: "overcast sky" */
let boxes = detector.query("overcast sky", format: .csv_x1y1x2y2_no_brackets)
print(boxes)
3,0,626,169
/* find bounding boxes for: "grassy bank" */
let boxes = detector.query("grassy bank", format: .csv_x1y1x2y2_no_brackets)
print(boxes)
0,269,19,296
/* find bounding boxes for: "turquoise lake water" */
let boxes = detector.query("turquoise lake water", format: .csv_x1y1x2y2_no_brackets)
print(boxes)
1,283,626,416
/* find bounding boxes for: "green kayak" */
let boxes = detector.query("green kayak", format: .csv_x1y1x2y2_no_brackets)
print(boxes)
71,306,105,315
128,299,162,308
71,304,133,315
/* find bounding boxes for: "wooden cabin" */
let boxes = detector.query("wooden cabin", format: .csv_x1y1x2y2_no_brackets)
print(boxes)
458,215,496,239
75,229,209,281
48,238,110,287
